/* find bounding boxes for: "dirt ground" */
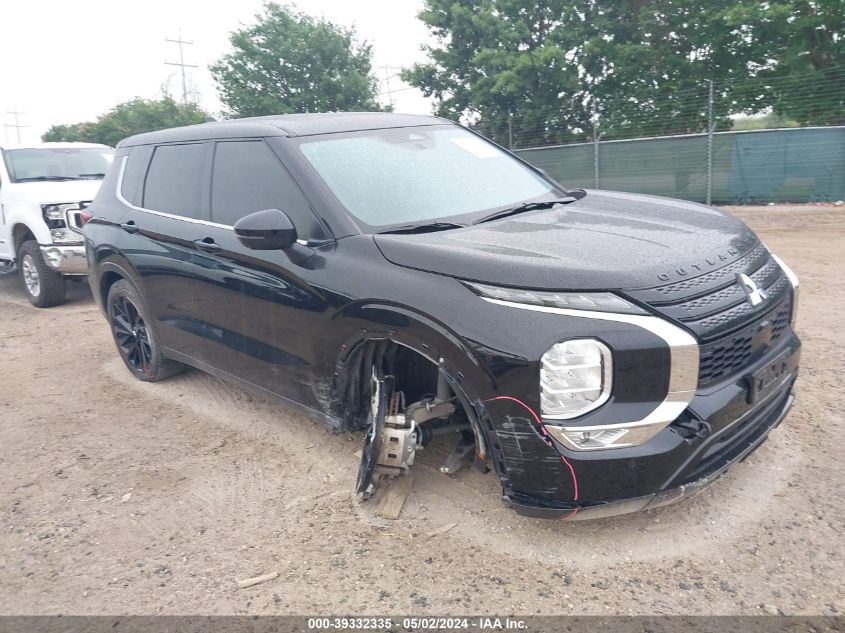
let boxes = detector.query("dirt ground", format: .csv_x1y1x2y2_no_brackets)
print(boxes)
0,205,842,616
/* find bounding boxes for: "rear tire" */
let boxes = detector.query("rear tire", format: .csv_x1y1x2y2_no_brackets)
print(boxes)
18,241,66,308
107,279,185,382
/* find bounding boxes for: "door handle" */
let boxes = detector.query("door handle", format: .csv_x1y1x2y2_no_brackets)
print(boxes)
194,238,221,253
120,221,139,234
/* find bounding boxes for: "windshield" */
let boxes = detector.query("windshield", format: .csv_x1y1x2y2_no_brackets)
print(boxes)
3,147,114,182
296,125,557,230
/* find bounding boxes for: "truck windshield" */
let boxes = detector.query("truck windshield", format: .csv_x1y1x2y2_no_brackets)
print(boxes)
3,147,114,183
296,125,557,230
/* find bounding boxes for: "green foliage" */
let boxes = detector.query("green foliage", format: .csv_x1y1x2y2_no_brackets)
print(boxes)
210,3,384,117
403,1,588,146
42,123,91,143
41,97,207,146
404,0,844,147
727,0,844,125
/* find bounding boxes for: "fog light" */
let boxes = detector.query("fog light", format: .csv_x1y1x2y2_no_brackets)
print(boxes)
540,339,612,419
561,428,626,449
548,421,668,451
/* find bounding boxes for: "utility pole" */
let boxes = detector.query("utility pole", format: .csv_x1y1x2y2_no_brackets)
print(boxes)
4,109,28,143
165,30,197,104
508,110,514,150
379,65,397,109
705,79,715,206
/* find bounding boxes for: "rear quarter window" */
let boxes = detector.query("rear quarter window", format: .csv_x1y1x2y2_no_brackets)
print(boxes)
120,146,153,207
143,143,208,219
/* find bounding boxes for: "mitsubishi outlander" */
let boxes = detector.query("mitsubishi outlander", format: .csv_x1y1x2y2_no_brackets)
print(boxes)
84,113,800,519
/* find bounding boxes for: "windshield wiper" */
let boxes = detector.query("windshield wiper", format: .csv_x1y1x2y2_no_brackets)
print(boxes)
379,221,466,235
14,175,82,182
78,173,106,179
471,197,578,225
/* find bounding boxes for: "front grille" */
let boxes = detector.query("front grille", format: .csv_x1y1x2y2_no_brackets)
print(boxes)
66,201,93,233
626,244,793,387
698,297,791,384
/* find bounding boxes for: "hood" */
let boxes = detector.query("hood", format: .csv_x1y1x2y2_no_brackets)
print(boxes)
6,180,104,205
373,190,760,291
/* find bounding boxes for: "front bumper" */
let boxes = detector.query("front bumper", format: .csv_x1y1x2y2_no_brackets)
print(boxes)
40,244,87,274
486,326,800,520
505,386,795,520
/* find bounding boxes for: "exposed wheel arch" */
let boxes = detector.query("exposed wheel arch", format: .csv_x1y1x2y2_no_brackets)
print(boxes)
337,336,493,468
12,224,36,256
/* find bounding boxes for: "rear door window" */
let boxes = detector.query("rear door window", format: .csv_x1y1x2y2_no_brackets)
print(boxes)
210,140,317,234
143,143,209,219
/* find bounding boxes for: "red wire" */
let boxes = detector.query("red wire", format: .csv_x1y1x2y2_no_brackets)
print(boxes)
485,395,580,519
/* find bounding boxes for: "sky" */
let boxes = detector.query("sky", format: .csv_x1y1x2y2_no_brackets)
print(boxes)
0,0,435,144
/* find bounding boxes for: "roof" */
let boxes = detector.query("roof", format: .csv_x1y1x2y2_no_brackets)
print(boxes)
118,112,450,148
0,141,113,151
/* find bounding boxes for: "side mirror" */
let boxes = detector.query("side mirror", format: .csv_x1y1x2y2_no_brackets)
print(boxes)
233,209,297,251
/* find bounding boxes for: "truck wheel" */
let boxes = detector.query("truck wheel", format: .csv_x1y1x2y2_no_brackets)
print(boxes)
18,241,66,308
107,279,185,382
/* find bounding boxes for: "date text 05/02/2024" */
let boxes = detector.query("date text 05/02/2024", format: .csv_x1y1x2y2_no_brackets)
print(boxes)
306,617,527,630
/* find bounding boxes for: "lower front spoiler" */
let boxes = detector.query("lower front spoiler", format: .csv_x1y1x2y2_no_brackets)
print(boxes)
40,244,87,274
505,390,795,521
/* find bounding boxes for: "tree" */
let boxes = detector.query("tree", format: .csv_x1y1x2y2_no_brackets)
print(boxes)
403,0,844,147
723,0,844,125
42,97,207,146
402,1,590,147
210,3,384,117
42,123,91,143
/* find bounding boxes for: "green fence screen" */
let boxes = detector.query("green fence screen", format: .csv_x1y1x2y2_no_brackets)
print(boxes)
517,126,845,204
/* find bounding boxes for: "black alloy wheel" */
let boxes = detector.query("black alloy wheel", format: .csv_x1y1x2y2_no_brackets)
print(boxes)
106,279,185,382
111,294,152,375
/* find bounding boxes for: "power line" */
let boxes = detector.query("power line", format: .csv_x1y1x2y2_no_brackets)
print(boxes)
165,29,198,104
4,109,28,144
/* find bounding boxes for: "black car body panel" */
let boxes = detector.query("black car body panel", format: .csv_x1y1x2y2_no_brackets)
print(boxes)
85,113,801,520
375,191,758,290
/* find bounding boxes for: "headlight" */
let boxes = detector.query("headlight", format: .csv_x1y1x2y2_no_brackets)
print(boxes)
466,282,647,314
42,204,67,221
540,339,612,419
771,254,799,327
42,203,85,241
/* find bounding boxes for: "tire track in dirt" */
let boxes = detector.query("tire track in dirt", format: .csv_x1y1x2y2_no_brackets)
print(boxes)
105,356,803,567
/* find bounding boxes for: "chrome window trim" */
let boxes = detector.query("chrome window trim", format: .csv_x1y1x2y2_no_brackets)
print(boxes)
115,155,232,230
115,155,311,245
480,297,700,449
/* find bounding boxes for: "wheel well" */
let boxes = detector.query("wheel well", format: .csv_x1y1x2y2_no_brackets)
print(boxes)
12,224,36,255
343,338,492,489
99,271,123,306
341,340,442,431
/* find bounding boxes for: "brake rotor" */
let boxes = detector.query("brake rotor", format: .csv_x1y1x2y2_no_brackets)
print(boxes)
355,368,394,498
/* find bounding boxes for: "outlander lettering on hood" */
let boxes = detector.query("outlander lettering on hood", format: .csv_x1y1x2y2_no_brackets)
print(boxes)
85,113,801,520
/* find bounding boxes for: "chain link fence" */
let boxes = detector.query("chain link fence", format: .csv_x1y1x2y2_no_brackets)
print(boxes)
517,126,845,204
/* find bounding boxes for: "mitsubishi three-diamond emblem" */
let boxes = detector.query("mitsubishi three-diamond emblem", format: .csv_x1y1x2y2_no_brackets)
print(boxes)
737,273,768,306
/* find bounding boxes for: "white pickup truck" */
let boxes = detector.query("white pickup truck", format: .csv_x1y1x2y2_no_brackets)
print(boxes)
0,142,114,306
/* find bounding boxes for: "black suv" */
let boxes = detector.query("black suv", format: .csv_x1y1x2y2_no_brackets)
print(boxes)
85,113,801,520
